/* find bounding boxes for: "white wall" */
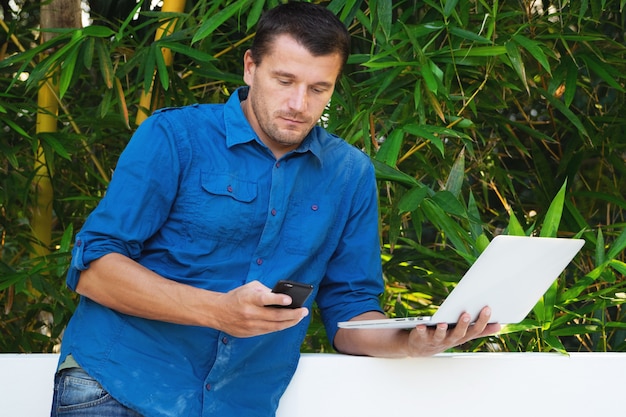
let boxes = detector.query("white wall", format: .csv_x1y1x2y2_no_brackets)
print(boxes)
2,352,625,416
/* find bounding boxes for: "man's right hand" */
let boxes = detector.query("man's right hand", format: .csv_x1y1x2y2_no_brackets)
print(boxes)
210,280,309,337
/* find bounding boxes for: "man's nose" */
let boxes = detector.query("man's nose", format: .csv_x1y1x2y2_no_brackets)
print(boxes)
288,86,307,112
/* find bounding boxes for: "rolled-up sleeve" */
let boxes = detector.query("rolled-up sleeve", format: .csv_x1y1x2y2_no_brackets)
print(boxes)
316,159,384,345
66,112,182,291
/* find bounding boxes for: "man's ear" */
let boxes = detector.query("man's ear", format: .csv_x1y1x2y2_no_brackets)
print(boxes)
242,50,255,86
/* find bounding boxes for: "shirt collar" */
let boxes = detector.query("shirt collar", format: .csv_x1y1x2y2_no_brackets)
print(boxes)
224,87,323,163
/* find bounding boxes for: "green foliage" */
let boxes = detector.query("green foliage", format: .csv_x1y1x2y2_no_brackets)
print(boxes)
1,0,625,353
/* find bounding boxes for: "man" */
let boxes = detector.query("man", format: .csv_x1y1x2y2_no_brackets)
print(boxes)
51,3,499,416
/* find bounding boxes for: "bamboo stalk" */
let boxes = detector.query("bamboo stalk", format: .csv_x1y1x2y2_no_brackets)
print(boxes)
135,0,187,126
32,75,58,257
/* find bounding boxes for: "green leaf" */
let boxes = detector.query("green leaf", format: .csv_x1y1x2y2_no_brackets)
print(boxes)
512,34,552,75
540,180,567,238
154,44,170,90
82,25,115,38
420,56,439,95
432,190,467,218
507,210,526,236
563,56,578,108
606,228,626,260
371,158,420,187
39,133,71,161
376,0,393,39
403,124,445,156
398,186,431,213
192,2,247,44
443,0,459,17
505,40,529,94
59,46,80,99
95,39,114,89
4,118,32,139
159,42,216,64
538,87,590,139
448,26,491,44
375,129,404,166
595,228,605,265
445,149,465,197
246,0,266,31
580,54,625,92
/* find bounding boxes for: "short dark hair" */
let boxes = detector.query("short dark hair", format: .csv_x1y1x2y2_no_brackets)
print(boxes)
250,2,351,70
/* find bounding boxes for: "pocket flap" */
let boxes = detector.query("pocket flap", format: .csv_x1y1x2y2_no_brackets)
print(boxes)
201,171,257,203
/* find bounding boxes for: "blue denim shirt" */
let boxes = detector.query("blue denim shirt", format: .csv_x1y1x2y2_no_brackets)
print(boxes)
59,87,384,417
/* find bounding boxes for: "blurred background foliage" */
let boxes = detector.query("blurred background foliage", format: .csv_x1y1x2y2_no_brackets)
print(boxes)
1,0,625,353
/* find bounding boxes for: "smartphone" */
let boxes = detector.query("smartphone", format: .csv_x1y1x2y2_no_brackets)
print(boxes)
268,280,314,309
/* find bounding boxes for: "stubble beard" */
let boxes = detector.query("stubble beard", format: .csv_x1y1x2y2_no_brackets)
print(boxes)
250,94,313,149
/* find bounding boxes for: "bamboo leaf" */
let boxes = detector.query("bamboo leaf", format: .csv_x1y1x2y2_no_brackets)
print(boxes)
563,56,578,108
59,46,79,98
82,25,115,38
115,78,130,129
445,148,464,197
432,190,467,218
538,87,590,139
39,133,71,161
580,54,625,92
375,129,404,166
507,209,526,236
505,40,529,94
192,2,247,44
540,180,567,238
371,158,420,187
443,0,459,17
159,42,216,64
596,228,605,265
606,228,626,260
246,0,266,31
448,26,491,43
420,56,438,94
421,198,471,255
82,37,95,69
95,39,114,89
398,186,431,213
467,192,483,241
154,45,170,90
403,124,445,156
512,34,552,75
4,118,32,139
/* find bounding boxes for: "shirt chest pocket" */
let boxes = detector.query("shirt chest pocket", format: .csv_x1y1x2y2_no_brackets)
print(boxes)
282,197,339,256
194,171,259,243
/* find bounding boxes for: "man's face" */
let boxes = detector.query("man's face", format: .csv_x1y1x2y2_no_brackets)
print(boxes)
242,34,342,158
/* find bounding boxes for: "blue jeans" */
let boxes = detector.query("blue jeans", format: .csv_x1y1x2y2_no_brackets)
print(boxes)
51,367,143,417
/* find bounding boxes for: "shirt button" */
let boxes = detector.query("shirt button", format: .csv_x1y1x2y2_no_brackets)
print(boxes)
76,239,82,247
311,205,319,211
206,383,211,391
256,258,263,265
227,185,233,193
271,209,277,216
222,336,228,344
275,162,280,168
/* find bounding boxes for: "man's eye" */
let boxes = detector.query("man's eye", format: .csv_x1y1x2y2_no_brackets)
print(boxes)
278,79,291,85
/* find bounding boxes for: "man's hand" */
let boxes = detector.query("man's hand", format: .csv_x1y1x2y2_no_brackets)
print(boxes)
405,307,500,357
210,281,309,338
333,307,500,358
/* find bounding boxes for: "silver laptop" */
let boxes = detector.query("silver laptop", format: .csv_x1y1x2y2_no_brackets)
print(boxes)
338,235,585,329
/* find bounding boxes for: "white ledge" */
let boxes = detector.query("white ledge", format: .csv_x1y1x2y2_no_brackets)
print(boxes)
2,352,625,416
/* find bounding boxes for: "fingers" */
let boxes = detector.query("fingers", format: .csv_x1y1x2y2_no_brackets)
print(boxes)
214,281,309,338
407,307,500,357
